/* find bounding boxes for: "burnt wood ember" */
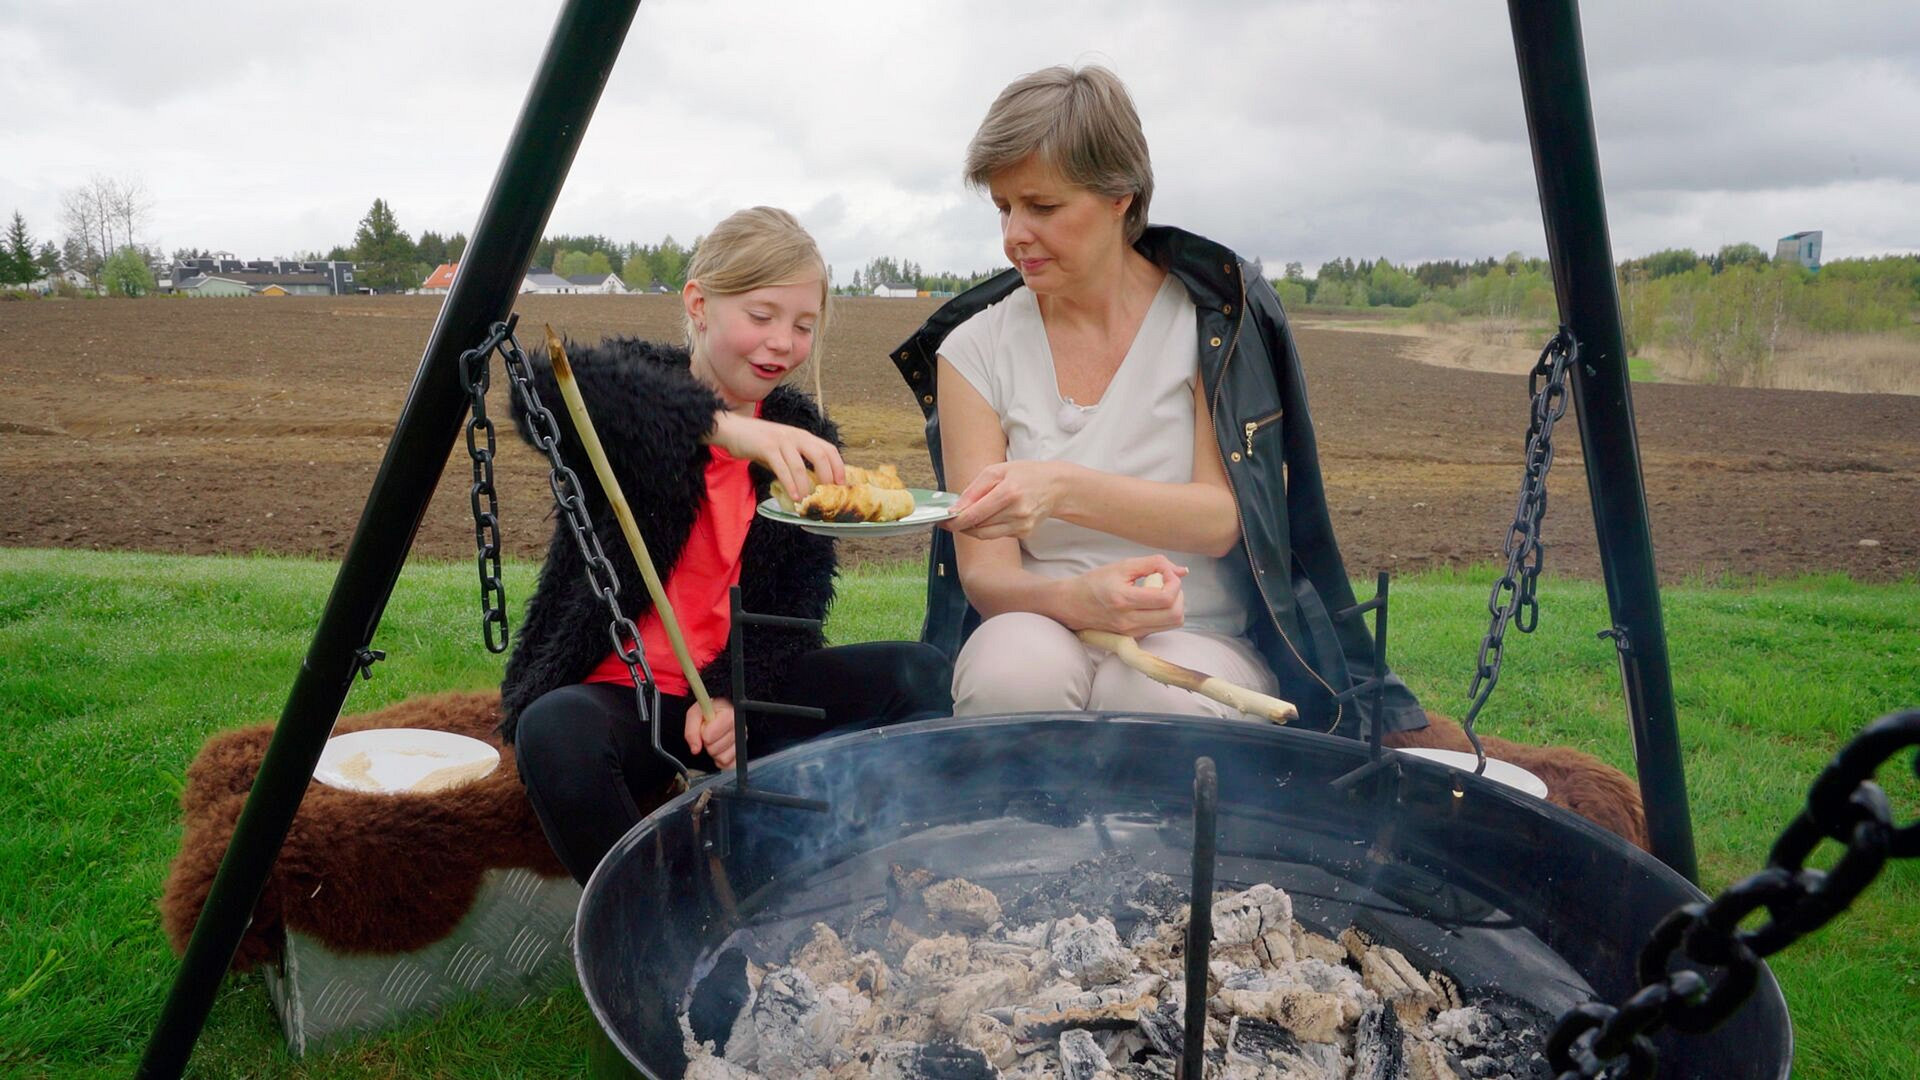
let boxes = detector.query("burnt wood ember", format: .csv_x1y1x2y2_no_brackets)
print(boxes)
1058,1027,1113,1079
868,1041,1000,1080
1001,851,1188,940
687,948,751,1050
680,868,1552,1079
1350,1002,1407,1079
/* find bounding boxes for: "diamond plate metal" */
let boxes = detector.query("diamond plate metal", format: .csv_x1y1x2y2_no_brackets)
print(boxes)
263,867,583,1056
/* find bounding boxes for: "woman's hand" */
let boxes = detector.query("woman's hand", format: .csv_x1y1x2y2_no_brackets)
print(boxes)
683,697,738,769
946,460,1073,540
708,412,845,498
1060,555,1190,636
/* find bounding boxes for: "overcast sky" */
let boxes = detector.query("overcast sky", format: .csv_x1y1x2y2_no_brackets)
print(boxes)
5,0,1918,280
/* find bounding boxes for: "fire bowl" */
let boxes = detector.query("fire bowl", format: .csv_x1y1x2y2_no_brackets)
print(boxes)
576,713,1790,1078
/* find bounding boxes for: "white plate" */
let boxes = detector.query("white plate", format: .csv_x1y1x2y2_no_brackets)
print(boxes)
756,487,958,538
313,728,500,795
1397,747,1550,799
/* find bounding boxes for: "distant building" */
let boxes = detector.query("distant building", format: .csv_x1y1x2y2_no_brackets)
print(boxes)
169,256,358,295
174,275,255,298
419,263,458,295
27,269,94,294
871,281,918,298
519,271,578,294
566,272,628,295
1775,230,1822,270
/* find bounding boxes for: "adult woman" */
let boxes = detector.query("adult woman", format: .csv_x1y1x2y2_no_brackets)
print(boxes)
901,66,1422,736
504,207,951,885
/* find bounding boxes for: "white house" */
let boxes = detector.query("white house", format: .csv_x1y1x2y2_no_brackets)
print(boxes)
871,280,919,298
567,273,628,295
27,269,94,294
520,271,578,294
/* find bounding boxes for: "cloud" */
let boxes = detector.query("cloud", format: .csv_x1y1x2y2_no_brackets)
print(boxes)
4,0,1916,272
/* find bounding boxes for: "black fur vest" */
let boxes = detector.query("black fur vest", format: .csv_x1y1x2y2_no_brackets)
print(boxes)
497,336,837,741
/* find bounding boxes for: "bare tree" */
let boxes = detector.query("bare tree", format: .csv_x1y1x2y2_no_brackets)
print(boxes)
61,185,107,278
60,174,152,279
106,174,152,254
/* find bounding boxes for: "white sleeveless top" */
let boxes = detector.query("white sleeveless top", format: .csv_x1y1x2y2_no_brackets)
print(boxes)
939,275,1255,636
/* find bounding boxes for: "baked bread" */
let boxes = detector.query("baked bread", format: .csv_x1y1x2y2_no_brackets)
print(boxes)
772,464,916,522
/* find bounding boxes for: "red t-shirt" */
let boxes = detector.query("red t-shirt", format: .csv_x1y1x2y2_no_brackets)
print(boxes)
584,435,758,697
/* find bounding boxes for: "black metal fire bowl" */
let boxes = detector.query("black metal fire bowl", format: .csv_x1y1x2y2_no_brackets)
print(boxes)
575,713,1790,1078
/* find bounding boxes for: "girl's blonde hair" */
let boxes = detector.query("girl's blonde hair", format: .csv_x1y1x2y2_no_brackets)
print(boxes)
684,206,831,401
964,64,1154,244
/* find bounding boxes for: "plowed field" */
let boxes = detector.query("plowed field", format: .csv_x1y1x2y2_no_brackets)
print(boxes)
2,294,1914,582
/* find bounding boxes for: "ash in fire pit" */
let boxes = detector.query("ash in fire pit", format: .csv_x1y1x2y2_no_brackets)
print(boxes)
680,855,1551,1079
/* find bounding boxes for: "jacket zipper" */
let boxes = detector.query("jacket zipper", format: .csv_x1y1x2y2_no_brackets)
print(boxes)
1241,409,1283,459
1209,268,1343,731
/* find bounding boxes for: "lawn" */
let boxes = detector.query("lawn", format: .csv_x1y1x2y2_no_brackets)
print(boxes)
1,549,1915,1078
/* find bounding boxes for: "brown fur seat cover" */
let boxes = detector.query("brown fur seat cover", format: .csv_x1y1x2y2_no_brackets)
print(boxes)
1384,712,1650,851
162,695,1648,973
160,690,579,972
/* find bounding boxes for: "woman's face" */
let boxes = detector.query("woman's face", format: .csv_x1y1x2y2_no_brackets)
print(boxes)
684,279,821,411
988,153,1133,296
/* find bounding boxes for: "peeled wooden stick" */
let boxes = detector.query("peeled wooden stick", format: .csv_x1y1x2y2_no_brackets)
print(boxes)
1075,572,1298,723
544,325,716,725
1077,630,1297,723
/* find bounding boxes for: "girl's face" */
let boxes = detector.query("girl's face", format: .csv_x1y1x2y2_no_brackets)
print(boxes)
684,278,821,411
988,153,1133,298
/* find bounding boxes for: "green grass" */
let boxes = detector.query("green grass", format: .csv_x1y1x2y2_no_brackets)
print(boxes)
2,549,1915,1078
1628,355,1660,382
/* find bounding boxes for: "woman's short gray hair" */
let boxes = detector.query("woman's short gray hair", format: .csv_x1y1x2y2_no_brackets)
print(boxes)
964,64,1154,244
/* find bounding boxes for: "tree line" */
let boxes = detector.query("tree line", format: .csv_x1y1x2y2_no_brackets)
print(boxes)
1272,245,1920,386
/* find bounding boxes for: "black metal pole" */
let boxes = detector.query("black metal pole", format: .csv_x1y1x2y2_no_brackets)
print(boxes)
1180,757,1218,1080
1507,0,1698,882
135,2,645,1075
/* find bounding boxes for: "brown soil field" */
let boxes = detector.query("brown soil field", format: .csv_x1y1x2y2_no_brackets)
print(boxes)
2,294,1915,583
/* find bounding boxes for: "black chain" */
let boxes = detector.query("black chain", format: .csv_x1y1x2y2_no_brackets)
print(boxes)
483,317,680,780
1460,328,1576,768
1548,709,1920,1079
460,330,512,653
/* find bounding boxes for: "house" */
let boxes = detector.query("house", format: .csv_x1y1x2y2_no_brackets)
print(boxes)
419,263,458,295
1774,230,1822,271
871,281,919,298
174,275,255,298
27,269,94,294
226,271,333,295
520,271,578,294
566,273,627,295
169,257,357,295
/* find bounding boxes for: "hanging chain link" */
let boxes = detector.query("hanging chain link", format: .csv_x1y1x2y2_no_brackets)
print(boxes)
1548,709,1920,1079
460,331,512,653
461,316,672,771
1460,328,1577,764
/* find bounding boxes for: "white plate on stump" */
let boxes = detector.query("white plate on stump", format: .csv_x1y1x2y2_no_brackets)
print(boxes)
756,487,958,538
1397,747,1550,799
313,728,500,795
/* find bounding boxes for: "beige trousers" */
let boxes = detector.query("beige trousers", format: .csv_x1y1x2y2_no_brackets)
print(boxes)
952,611,1279,719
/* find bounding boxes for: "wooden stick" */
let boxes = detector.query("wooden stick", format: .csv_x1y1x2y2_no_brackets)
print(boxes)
1077,629,1298,724
544,324,716,725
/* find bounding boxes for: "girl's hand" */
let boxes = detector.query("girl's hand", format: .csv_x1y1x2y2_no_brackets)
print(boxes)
709,412,845,498
1062,556,1189,636
946,460,1072,539
683,698,738,769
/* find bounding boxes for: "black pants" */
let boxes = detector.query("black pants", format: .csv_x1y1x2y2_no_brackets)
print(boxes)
515,641,953,884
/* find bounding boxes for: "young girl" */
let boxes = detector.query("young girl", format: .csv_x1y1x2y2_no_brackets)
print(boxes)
503,207,952,885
